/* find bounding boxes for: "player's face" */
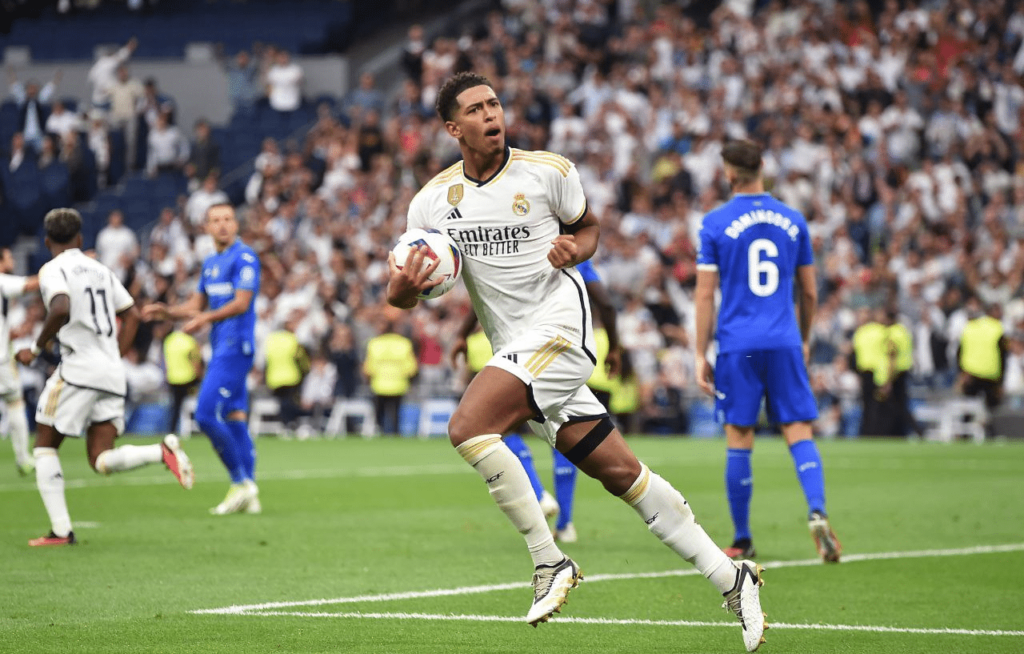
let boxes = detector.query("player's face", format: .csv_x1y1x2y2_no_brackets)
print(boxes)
450,85,505,156
206,206,238,248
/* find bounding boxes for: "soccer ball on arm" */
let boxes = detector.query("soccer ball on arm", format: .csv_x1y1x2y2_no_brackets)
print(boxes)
391,228,463,300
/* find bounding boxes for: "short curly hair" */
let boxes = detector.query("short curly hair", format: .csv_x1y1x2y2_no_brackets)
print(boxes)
435,71,494,122
43,208,83,244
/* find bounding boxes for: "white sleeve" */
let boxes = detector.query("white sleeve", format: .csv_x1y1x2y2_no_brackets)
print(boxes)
110,271,134,312
406,191,430,231
0,273,27,300
553,162,588,227
38,262,69,309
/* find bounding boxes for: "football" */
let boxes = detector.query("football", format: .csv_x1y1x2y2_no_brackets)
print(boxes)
391,228,463,300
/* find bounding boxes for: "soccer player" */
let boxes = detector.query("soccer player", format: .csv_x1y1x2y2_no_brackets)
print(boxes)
388,72,766,652
694,139,841,564
16,209,193,547
1,247,39,476
142,204,261,515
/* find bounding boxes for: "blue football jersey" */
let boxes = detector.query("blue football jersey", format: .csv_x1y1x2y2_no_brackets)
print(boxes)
575,258,600,284
697,192,813,353
197,239,260,356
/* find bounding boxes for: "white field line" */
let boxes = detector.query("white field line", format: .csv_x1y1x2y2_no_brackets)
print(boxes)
191,542,1024,617
236,611,1024,637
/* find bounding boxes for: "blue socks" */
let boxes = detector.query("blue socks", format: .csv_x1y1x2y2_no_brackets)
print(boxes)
227,420,256,481
197,417,246,484
789,439,826,516
725,448,753,543
503,434,543,500
552,449,576,530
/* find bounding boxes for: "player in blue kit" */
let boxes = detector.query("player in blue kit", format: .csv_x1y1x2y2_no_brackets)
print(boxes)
694,139,841,563
143,203,262,515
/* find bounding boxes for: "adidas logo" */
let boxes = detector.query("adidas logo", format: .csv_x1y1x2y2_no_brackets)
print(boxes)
502,353,518,364
446,207,464,220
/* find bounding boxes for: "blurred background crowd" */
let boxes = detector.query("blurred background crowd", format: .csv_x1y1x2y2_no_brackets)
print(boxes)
1,0,1023,439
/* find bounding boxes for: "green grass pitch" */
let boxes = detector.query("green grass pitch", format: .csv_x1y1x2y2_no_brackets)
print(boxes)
1,434,1022,653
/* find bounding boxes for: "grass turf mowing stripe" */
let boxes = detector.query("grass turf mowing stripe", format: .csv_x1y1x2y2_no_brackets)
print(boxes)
191,542,1024,615
232,611,1024,637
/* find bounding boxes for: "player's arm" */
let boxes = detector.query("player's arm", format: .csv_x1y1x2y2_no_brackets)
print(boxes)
142,291,207,322
796,264,818,362
694,268,718,396
586,279,621,376
116,305,140,357
183,289,254,335
549,212,599,269
450,309,479,367
15,293,70,365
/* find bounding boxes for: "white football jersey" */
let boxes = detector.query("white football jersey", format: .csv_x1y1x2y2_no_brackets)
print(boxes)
38,248,134,395
0,273,28,362
408,147,594,353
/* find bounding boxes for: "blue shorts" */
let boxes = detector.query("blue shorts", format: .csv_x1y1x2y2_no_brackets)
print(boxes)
195,352,254,421
714,347,817,426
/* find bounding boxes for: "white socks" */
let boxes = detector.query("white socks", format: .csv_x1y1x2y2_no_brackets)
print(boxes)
34,447,72,538
456,434,564,567
7,399,32,468
622,463,738,594
94,444,163,474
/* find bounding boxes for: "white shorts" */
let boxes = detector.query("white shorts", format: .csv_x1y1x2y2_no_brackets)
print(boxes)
488,325,608,447
0,357,20,401
35,375,125,437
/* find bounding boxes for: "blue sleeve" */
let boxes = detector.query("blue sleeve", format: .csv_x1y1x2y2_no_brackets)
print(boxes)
796,221,813,267
696,217,718,268
575,259,600,283
233,249,260,293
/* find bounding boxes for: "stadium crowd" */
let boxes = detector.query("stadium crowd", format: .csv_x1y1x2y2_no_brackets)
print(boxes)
6,0,1024,437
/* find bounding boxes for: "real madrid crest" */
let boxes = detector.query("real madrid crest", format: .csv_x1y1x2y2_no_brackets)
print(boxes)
447,184,464,207
512,193,530,216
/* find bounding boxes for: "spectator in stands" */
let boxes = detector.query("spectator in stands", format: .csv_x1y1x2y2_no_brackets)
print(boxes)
185,173,229,227
96,209,138,283
84,110,110,189
146,110,190,177
7,67,59,151
88,37,137,111
138,77,175,130
150,206,190,260
224,50,262,112
6,131,33,172
185,119,220,189
345,72,385,120
401,24,426,80
108,65,145,171
44,100,81,141
362,312,417,435
328,322,360,401
265,49,304,113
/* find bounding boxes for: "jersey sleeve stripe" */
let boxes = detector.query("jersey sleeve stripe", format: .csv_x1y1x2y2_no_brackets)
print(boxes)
696,263,719,271
564,202,588,225
512,152,570,176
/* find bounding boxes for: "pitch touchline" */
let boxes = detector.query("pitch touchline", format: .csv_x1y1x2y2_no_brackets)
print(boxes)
192,542,1024,615
237,611,1024,637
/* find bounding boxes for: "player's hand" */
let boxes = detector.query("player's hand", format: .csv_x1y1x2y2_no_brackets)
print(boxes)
695,356,715,397
15,349,34,365
141,302,169,322
386,247,442,307
450,336,468,368
606,346,622,378
547,235,578,269
183,313,209,334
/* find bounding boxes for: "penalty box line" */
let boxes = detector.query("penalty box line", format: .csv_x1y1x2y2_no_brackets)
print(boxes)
192,544,1024,626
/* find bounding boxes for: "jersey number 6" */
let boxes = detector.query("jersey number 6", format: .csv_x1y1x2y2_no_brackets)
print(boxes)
747,238,779,297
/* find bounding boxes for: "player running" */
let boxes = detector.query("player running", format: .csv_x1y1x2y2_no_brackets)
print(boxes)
0,247,39,476
388,72,766,651
17,209,193,547
694,139,841,563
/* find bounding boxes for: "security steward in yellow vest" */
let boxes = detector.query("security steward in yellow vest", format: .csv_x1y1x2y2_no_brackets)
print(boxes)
164,330,202,434
264,326,310,431
851,307,888,436
362,317,417,435
958,300,1008,418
